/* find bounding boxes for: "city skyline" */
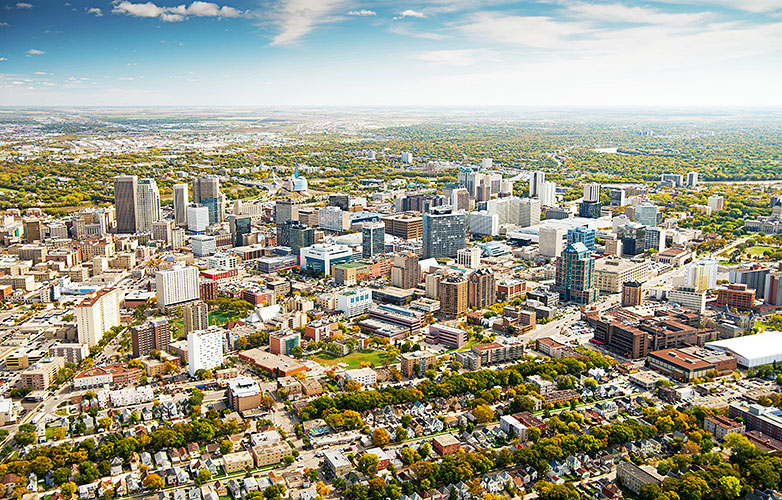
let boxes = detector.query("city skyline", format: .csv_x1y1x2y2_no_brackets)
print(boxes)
1,0,782,106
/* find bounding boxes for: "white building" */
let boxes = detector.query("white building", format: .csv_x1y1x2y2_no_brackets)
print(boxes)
336,288,372,318
539,226,565,258
191,235,217,257
529,171,544,198
318,206,350,232
685,259,718,291
708,195,725,212
481,158,492,169
187,204,210,233
188,326,224,377
583,183,600,203
136,178,161,233
518,198,541,227
343,367,377,388
539,181,557,207
173,183,189,227
706,332,782,368
668,286,707,314
300,243,354,276
401,152,413,163
156,265,199,310
687,172,699,187
76,288,121,347
469,211,499,236
109,386,154,407
206,252,238,269
457,246,481,269
635,201,659,227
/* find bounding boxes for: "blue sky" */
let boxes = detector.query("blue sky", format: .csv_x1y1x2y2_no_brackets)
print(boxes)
1,0,782,106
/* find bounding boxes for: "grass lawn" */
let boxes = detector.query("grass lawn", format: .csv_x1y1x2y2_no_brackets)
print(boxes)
308,349,395,369
209,311,243,326
448,338,483,353
747,245,778,256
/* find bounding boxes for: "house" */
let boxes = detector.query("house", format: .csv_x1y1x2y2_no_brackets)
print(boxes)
200,484,219,500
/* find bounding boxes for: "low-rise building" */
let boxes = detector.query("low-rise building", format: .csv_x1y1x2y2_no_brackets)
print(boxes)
222,451,254,474
432,434,461,455
227,376,262,411
250,442,293,468
704,415,745,441
324,449,351,476
616,462,661,495
343,367,377,388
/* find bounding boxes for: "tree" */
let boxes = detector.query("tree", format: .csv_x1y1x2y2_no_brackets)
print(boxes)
357,453,380,475
527,426,541,443
473,404,495,424
717,476,741,499
372,428,390,447
316,481,330,497
143,473,164,491
61,481,77,498
639,483,661,500
219,439,233,455
30,455,53,476
263,484,286,500
195,469,212,486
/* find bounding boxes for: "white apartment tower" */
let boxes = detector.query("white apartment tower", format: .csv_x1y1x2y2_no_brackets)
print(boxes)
173,183,189,227
457,246,482,269
529,171,545,197
156,265,200,310
583,183,601,203
539,226,565,258
539,181,557,207
188,326,224,377
76,288,121,347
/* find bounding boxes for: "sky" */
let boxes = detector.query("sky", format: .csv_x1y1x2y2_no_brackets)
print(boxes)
1,0,782,107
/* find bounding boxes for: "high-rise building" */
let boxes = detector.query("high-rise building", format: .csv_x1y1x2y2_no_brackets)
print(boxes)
539,181,556,206
468,268,496,309
270,331,301,356
687,172,699,187
554,242,598,304
481,158,493,169
583,183,601,203
229,215,252,247
390,253,420,289
685,259,718,291
187,326,224,377
567,227,596,250
275,199,299,225
114,175,138,234
318,206,350,232
277,220,315,255
439,275,468,317
136,178,161,232
152,220,174,245
183,301,209,335
610,188,626,206
661,173,684,187
578,201,601,218
362,222,385,258
192,176,223,223
539,226,565,258
635,201,659,227
622,281,643,307
457,246,481,269
518,198,541,227
187,204,209,233
708,195,724,213
529,171,544,197
173,183,189,227
450,188,470,211
765,272,782,306
156,265,200,310
131,318,170,358
328,194,350,211
76,288,121,347
422,206,466,259
729,265,769,300
468,211,499,237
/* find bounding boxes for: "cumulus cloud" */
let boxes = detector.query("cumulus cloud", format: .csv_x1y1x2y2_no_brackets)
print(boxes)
347,9,375,16
395,9,424,19
268,0,348,46
26,49,44,55
112,0,244,22
15,2,33,8
86,6,102,16
0,57,7,61
0,22,9,26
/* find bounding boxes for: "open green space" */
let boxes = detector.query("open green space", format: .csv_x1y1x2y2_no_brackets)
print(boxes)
209,311,243,325
747,245,780,256
308,349,395,369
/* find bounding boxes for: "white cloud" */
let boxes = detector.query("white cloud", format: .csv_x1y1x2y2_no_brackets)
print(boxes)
417,48,501,66
34,71,48,74
267,0,348,46
395,9,425,19
567,3,707,26
388,24,447,40
15,2,33,8
0,22,8,26
347,9,375,16
459,12,589,49
112,1,244,22
26,49,45,55
86,7,103,16
0,57,7,61
655,0,782,13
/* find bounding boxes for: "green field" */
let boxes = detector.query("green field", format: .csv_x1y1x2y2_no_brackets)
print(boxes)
308,349,395,369
747,245,780,256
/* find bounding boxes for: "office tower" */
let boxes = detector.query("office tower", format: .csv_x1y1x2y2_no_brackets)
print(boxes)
634,201,659,227
22,218,42,242
191,235,217,257
583,183,601,203
481,158,492,169
439,275,468,317
270,331,301,356
622,282,643,307
275,199,299,225
173,183,189,227
464,171,486,198
457,246,481,269
183,301,209,335
730,265,769,300
450,188,471,211
76,288,121,347
468,211,499,237
152,220,174,245
518,198,541,227
765,272,782,305
187,204,209,233
192,176,223,224
661,173,684,187
476,181,491,202
381,214,422,240
644,227,666,252
500,180,514,197
229,215,252,247
277,220,315,255
390,253,420,289
610,188,626,206
618,223,646,256
567,227,596,250
579,201,602,219
539,226,565,258
687,172,698,187
318,206,350,232
685,259,718,291
328,194,350,211
156,265,199,310
468,268,496,309
401,152,413,163
362,221,385,258
131,318,170,358
488,173,502,194
539,181,556,206
529,171,544,197
554,242,598,304
136,178,161,232
771,194,782,209
187,327,224,377
114,175,138,234
422,206,466,259
708,195,724,213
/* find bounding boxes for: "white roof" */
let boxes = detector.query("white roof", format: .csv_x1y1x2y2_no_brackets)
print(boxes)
706,332,782,361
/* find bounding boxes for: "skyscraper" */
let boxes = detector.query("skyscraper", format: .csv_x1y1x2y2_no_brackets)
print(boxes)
635,201,659,227
277,220,315,255
76,288,121,347
583,183,601,203
156,265,200,311
439,275,468,317
192,176,223,224
567,227,596,250
114,175,138,234
539,181,557,206
529,171,544,197
229,215,252,247
468,268,496,309
687,172,699,187
518,198,541,227
362,221,385,258
554,242,598,304
131,318,170,358
539,226,565,258
183,301,209,335
173,183,189,227
136,178,161,232
188,326,224,377
422,206,466,259
390,253,420,289
187,204,209,233
275,199,299,224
